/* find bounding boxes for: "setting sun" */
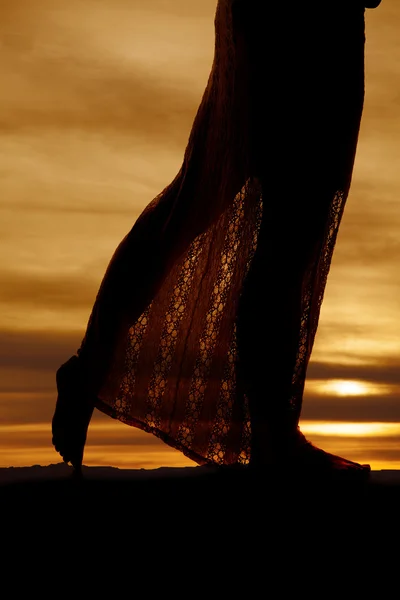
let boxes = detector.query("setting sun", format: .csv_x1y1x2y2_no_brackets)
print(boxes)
301,421,400,437
306,379,393,397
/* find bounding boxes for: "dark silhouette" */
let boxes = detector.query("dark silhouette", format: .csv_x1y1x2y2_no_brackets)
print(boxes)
52,1,381,477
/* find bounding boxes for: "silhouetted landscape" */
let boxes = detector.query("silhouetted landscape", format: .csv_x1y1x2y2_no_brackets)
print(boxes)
2,464,399,549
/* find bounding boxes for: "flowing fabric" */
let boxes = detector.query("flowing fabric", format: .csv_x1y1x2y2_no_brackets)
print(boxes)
74,1,367,466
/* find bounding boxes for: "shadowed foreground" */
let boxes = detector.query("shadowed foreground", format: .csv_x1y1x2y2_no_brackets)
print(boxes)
1,469,396,600
1,465,399,541
1,464,398,589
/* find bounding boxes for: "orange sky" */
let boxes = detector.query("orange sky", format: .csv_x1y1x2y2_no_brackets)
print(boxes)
1,0,399,470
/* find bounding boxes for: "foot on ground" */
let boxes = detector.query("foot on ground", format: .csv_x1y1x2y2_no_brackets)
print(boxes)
249,428,370,480
52,355,94,472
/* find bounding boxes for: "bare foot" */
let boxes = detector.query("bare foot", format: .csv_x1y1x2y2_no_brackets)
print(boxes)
52,355,94,472
292,430,370,476
250,428,370,479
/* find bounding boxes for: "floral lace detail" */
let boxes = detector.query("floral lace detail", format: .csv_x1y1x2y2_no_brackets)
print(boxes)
206,327,238,464
204,193,262,465
114,308,151,420
174,183,262,463
205,327,251,466
175,190,247,450
145,236,204,430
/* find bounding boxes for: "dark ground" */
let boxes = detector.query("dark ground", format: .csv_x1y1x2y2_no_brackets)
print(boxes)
1,464,399,533
1,464,398,586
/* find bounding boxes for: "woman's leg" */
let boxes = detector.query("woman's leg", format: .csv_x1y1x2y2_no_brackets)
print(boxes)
236,188,305,466
236,181,370,474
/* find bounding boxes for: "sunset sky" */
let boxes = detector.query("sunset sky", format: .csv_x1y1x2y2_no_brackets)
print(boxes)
1,0,399,470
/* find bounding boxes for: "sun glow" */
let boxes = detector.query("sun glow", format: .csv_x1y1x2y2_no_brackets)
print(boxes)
301,421,400,437
306,379,392,397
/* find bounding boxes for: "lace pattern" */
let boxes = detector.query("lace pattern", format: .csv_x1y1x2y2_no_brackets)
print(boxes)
114,308,151,421
175,190,247,452
77,1,366,466
145,236,204,430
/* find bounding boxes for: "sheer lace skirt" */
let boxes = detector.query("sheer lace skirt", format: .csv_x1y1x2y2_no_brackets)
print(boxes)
74,1,366,465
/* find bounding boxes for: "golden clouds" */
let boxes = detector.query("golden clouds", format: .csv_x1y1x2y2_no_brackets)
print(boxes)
0,0,399,468
0,0,216,336
0,0,214,141
0,268,98,310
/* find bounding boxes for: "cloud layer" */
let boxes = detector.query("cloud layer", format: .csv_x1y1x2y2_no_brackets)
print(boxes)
1,0,399,468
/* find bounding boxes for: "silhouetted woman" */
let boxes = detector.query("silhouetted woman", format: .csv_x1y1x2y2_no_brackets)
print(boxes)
52,0,381,475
